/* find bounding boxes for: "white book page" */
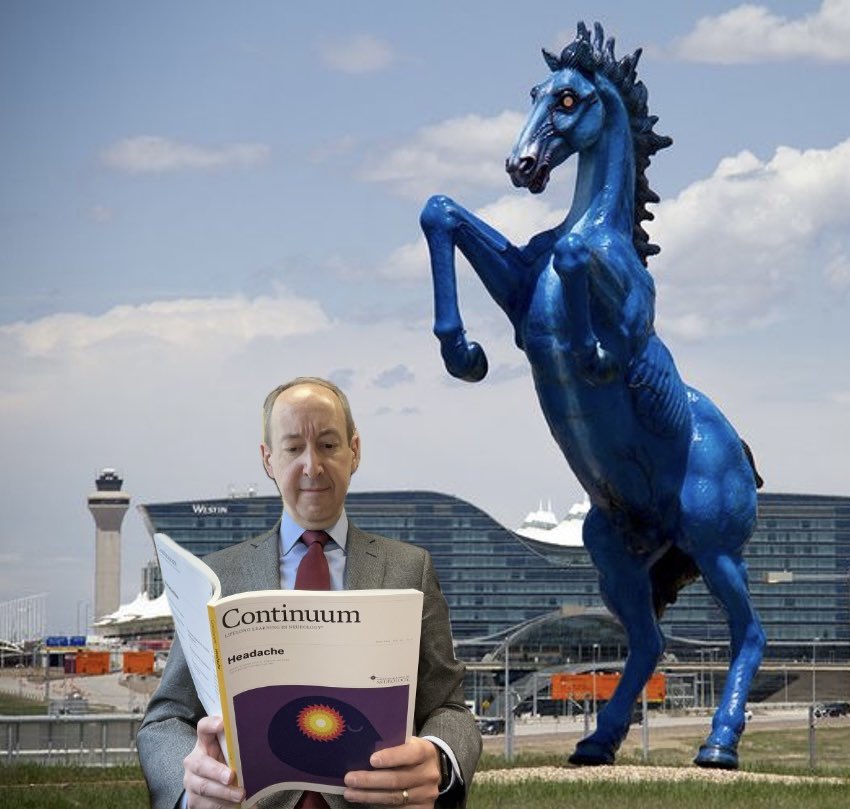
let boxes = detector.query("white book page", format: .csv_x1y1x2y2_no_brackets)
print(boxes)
154,532,223,718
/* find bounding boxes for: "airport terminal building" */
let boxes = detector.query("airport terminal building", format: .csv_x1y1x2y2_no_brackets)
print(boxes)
137,490,850,664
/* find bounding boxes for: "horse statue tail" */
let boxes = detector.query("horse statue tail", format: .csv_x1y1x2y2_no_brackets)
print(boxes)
649,545,700,619
741,439,764,489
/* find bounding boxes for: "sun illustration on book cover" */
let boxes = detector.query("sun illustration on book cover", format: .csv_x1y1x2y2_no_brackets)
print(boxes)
297,703,345,741
267,694,383,778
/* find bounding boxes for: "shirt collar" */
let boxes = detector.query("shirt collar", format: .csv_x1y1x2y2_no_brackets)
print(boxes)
280,509,349,554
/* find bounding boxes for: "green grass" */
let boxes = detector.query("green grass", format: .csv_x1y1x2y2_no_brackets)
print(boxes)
0,691,46,716
0,764,148,809
483,724,850,775
468,779,850,809
736,726,850,774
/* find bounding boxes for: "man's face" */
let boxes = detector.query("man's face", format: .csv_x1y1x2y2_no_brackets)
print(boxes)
260,383,360,530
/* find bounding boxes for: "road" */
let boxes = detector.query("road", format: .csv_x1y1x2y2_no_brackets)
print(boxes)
0,670,157,713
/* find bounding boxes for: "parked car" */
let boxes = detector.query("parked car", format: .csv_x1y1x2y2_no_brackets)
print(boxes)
476,717,505,736
814,701,850,718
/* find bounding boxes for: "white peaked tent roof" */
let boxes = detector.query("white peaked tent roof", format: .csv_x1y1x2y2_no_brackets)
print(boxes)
93,591,172,626
515,495,589,547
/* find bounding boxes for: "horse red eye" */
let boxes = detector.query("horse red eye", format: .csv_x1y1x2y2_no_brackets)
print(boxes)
561,93,577,110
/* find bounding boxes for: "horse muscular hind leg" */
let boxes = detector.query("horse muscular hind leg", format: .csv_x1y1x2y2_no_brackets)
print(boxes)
570,507,664,766
691,549,765,769
420,195,523,382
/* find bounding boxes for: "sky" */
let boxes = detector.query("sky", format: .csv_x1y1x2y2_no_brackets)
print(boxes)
1,0,849,634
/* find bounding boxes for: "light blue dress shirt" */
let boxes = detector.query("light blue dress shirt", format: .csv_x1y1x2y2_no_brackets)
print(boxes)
279,510,348,590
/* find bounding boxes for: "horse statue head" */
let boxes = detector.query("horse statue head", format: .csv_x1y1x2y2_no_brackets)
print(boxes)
507,21,672,265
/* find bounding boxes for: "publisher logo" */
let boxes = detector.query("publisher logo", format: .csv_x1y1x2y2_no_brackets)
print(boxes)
370,674,411,685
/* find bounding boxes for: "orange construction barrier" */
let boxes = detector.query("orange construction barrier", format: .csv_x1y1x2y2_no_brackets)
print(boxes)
123,650,155,675
551,671,665,702
75,650,110,675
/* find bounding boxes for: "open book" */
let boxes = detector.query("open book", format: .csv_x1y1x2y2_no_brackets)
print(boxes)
153,533,423,807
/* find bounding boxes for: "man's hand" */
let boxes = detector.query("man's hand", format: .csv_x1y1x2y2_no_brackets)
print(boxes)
343,737,441,808
183,716,246,809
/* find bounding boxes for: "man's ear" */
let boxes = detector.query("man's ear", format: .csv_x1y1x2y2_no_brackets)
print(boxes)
350,432,361,474
259,443,275,480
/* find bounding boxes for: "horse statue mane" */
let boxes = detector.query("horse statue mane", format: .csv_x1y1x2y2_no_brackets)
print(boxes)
421,20,766,772
545,21,672,264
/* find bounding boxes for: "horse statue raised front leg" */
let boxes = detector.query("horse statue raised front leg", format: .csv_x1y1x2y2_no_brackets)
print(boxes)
421,22,765,770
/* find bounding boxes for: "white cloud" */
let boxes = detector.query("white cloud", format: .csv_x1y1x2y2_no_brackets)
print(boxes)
100,136,270,174
317,33,396,74
672,0,850,63
361,110,526,198
473,193,566,245
651,137,850,338
1,293,330,358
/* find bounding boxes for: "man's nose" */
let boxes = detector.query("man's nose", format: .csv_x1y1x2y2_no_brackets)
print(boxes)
302,448,321,477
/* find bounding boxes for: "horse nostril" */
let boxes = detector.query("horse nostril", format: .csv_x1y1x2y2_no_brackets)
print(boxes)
506,155,536,176
506,154,537,182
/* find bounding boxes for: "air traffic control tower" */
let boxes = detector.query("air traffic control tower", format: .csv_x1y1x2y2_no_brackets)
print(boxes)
87,469,129,621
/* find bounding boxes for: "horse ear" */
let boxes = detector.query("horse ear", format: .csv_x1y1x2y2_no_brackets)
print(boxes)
542,48,561,71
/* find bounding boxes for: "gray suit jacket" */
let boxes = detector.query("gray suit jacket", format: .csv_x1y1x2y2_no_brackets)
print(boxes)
137,522,481,809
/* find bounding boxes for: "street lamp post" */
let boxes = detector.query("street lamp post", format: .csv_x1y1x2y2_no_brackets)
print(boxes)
592,642,600,717
76,600,84,635
812,637,819,707
709,648,719,708
504,636,513,761
698,648,705,708
501,606,575,761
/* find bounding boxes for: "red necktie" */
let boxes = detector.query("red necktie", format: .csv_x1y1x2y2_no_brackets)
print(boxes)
293,530,331,808
294,530,331,590
295,790,329,808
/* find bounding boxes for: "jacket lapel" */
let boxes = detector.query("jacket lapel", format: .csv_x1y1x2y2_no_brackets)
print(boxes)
344,523,385,590
221,521,384,593
217,525,280,596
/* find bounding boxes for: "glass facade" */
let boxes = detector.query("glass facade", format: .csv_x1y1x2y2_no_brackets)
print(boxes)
657,493,850,661
138,490,850,662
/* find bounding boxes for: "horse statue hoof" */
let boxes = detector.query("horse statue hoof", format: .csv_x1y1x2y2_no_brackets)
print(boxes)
694,743,739,770
567,739,616,767
441,339,488,382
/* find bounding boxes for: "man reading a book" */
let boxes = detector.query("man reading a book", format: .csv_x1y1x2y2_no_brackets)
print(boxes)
138,377,481,809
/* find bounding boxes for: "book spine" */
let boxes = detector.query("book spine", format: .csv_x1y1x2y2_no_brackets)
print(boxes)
208,604,237,779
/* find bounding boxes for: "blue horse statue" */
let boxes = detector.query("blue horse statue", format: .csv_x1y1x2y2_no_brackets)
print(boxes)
421,22,765,770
